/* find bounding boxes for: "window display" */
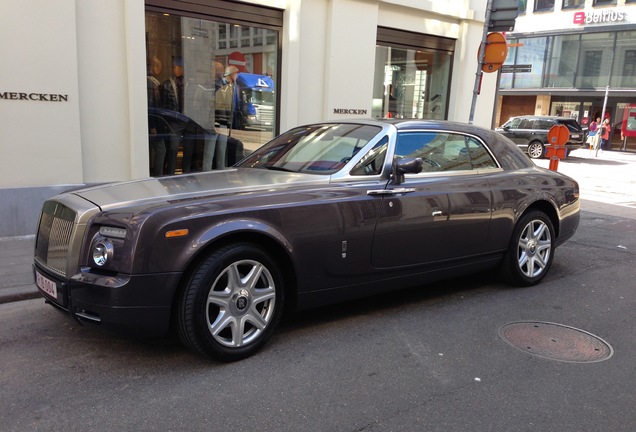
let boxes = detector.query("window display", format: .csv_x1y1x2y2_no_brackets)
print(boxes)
145,11,278,176
372,29,453,121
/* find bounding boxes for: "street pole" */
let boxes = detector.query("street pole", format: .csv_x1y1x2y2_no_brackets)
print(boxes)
469,0,493,125
601,85,609,122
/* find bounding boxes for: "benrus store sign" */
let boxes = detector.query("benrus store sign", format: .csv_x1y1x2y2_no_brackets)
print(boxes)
573,8,628,25
0,91,69,102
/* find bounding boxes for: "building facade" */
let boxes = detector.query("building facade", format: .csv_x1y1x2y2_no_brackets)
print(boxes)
0,0,497,237
497,0,636,150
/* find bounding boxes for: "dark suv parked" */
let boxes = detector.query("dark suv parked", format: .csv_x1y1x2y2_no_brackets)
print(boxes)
495,115,584,159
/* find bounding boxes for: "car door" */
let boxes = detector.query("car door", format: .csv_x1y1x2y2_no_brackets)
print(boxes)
508,118,538,145
370,131,495,269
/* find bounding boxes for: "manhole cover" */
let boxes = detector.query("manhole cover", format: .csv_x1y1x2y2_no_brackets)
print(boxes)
499,321,613,363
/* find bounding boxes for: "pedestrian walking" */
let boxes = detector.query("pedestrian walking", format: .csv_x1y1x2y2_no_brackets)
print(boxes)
600,118,611,152
587,117,599,155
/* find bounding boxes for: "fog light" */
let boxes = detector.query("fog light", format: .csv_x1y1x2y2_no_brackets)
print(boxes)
92,240,114,266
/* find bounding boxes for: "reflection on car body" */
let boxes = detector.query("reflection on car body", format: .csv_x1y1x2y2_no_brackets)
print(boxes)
33,119,580,361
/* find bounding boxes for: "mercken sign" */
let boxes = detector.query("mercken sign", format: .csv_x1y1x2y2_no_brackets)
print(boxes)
0,92,69,102
333,108,368,115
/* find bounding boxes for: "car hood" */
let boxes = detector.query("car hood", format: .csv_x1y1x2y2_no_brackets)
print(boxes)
71,168,327,211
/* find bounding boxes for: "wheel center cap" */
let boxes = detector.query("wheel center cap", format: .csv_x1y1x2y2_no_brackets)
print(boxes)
234,289,250,311
528,239,537,255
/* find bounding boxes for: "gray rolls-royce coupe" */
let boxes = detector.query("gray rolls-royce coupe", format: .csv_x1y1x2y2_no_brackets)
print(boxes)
33,120,580,361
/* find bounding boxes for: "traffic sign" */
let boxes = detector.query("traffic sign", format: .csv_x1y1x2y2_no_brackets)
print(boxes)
546,125,569,171
547,125,569,146
500,64,532,73
480,32,508,73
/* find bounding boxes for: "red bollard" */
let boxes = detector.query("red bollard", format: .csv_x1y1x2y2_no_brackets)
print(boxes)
545,125,569,171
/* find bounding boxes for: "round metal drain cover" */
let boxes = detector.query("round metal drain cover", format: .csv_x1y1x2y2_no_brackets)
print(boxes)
499,321,613,363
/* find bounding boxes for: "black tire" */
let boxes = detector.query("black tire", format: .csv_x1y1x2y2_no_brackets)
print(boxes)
178,243,284,361
500,211,555,287
527,141,545,159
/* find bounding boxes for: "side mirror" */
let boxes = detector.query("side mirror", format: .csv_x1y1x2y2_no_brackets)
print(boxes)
391,157,423,185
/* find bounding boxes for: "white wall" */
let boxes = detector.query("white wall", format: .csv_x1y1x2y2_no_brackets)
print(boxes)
0,0,149,189
75,0,148,183
0,0,83,188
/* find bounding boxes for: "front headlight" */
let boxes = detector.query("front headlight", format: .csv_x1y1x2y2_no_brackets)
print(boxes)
92,239,114,266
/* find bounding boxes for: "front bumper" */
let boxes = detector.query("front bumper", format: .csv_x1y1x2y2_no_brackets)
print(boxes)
33,263,182,337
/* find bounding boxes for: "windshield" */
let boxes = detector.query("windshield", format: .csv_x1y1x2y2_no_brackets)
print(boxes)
244,89,274,104
559,119,582,132
236,124,382,174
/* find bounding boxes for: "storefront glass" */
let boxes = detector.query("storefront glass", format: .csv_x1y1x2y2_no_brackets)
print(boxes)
500,37,547,89
576,32,614,88
550,101,582,121
611,30,636,88
372,46,452,120
145,11,278,176
545,34,579,88
503,31,636,91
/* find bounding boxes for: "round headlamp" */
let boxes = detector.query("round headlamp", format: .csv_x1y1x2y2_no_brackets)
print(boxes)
92,240,114,266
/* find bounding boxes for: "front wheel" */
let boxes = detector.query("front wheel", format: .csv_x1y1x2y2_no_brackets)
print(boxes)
178,243,284,361
500,211,555,287
527,141,545,159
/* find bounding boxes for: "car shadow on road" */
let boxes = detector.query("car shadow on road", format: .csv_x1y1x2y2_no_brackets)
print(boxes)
281,272,501,333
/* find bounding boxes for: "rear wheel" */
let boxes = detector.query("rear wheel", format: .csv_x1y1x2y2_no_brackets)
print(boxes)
178,243,284,361
527,141,545,159
501,211,555,286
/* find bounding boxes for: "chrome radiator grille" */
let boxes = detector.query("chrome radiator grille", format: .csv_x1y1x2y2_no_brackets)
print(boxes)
35,201,76,277
256,106,274,124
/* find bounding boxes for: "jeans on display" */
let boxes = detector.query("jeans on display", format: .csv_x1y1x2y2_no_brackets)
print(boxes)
202,135,217,171
150,135,166,176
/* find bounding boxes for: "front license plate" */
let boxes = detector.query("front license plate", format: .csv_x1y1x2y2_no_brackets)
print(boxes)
571,134,580,138
36,271,58,299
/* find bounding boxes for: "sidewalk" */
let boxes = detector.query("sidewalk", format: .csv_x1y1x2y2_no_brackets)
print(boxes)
0,236,39,304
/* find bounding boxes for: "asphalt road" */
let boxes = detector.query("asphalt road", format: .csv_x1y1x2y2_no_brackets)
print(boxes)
1,148,635,432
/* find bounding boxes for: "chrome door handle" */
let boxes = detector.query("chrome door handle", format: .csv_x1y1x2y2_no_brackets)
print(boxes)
367,188,415,196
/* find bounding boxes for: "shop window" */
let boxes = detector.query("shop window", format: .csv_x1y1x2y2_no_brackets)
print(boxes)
145,10,279,176
576,32,614,88
611,31,636,88
545,34,579,88
580,51,603,87
373,28,454,120
562,0,584,8
505,37,547,89
593,0,617,5
535,0,555,12
551,102,582,121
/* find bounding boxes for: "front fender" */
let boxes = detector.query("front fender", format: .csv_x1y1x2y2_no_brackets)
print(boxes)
135,216,295,275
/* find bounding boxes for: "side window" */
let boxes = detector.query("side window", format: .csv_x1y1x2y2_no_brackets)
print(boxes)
466,137,497,169
350,136,388,176
505,117,522,129
536,120,553,130
395,132,496,173
519,118,533,129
